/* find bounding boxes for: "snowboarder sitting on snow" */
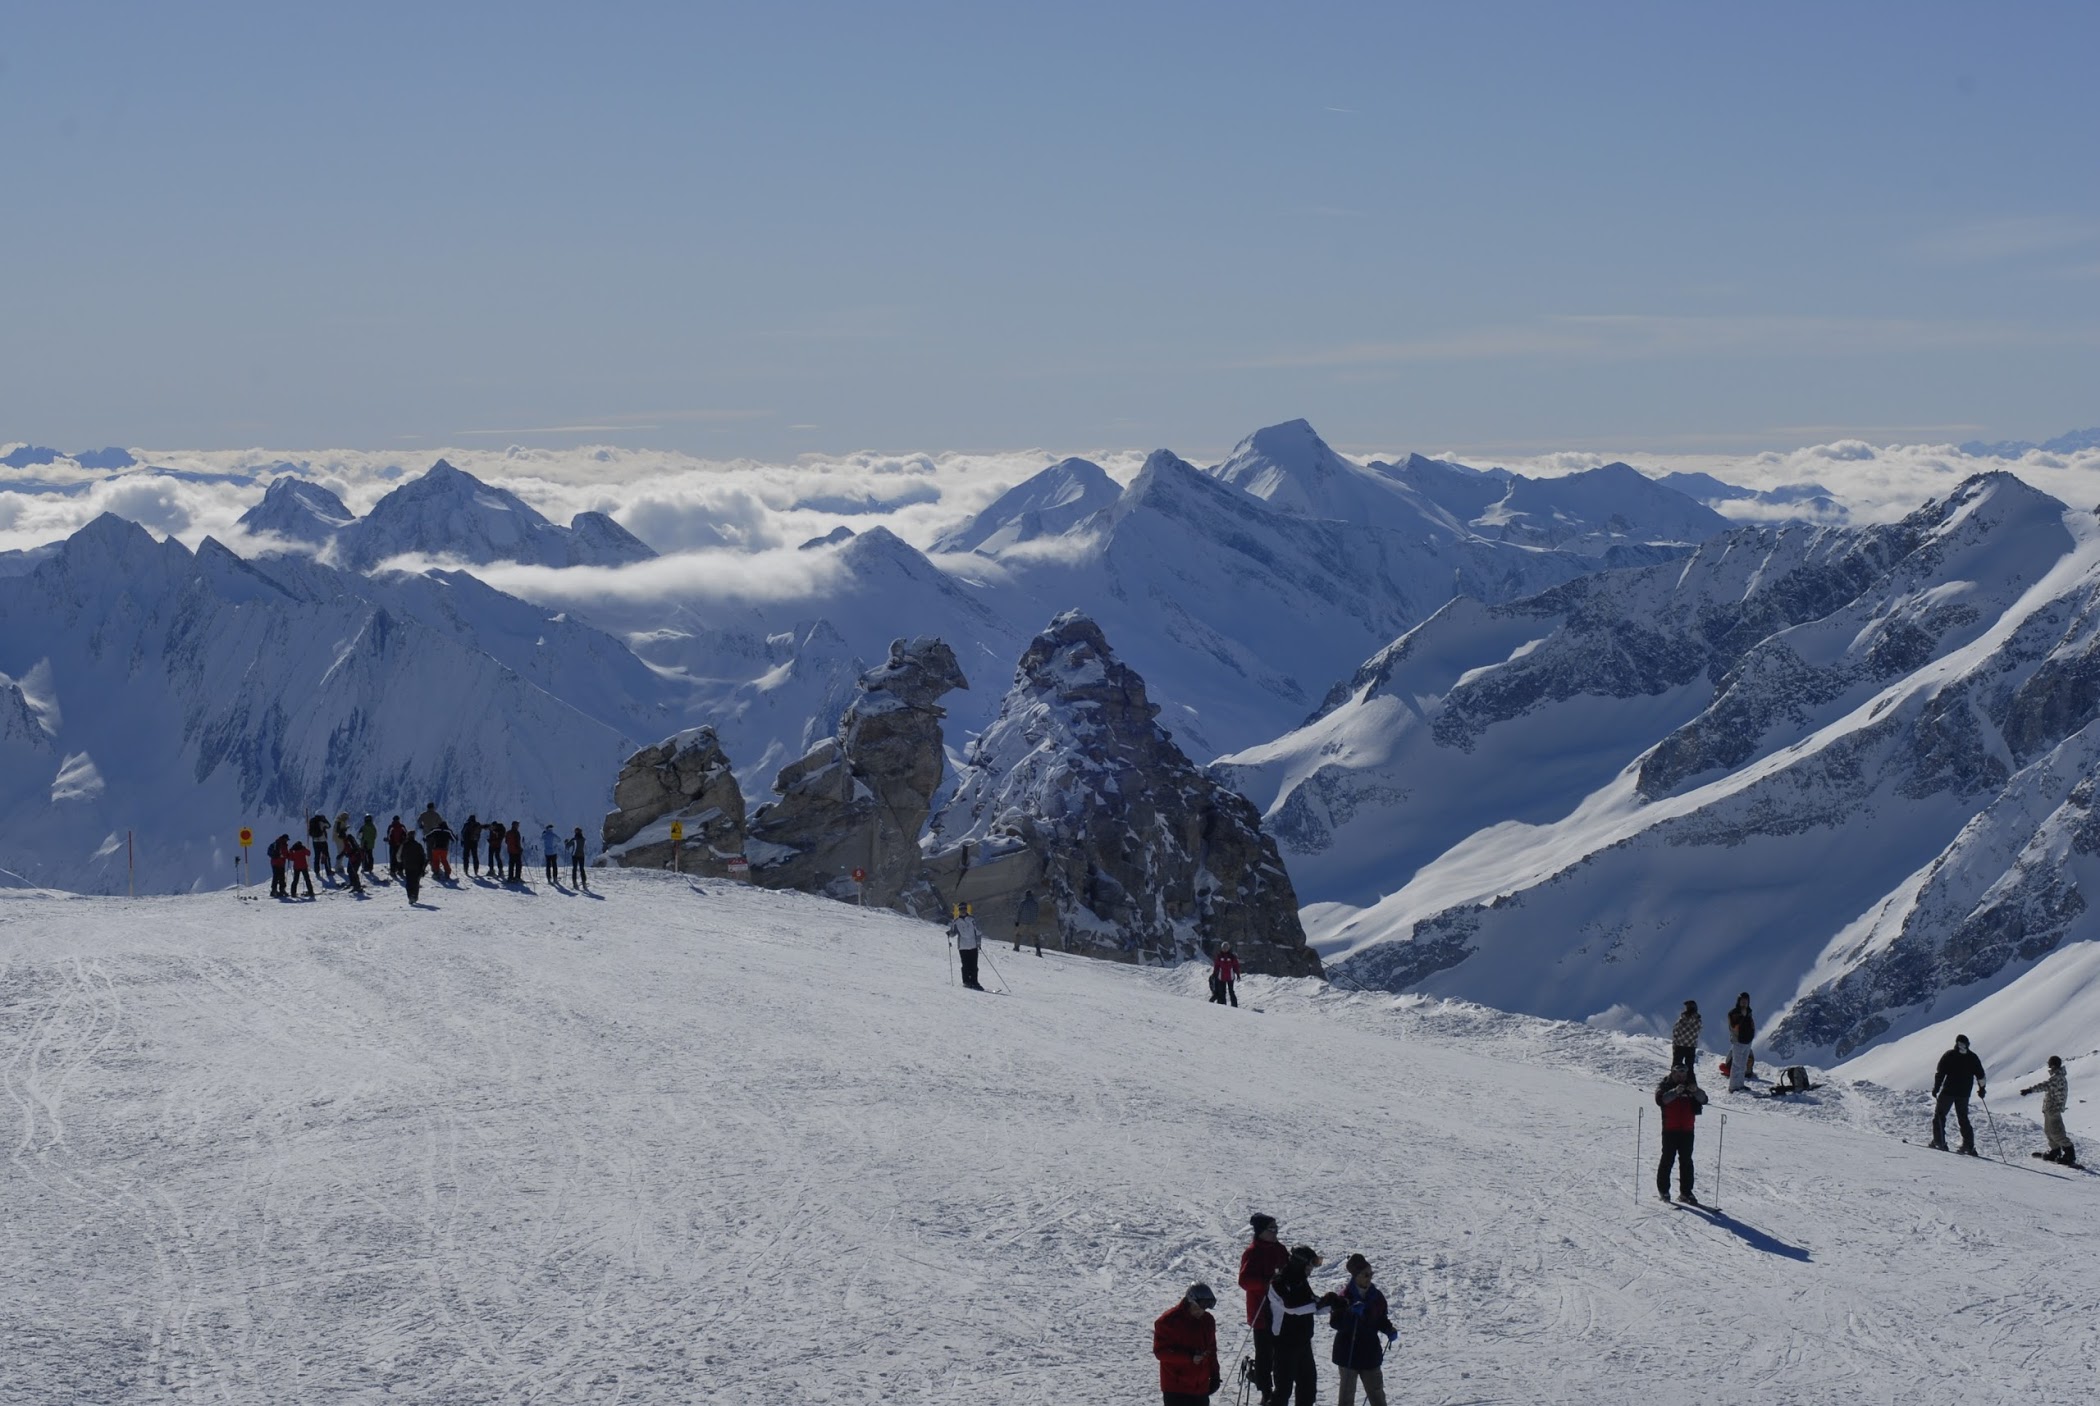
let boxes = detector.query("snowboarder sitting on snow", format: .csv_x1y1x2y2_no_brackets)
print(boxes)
1326,1253,1398,1406
1654,1066,1709,1204
286,839,315,898
1930,1034,1987,1155
1265,1246,1340,1406
1153,1282,1221,1406
1210,945,1242,1008
2021,1056,2078,1166
1671,999,1702,1071
950,903,985,989
1238,1214,1290,1403
399,833,428,905
1726,993,1755,1091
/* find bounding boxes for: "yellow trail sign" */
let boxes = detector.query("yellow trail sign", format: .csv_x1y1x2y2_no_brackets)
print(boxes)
238,827,254,848
668,821,685,843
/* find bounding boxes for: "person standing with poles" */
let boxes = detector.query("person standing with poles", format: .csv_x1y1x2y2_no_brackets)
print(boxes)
1654,1065,1709,1204
541,823,562,885
1930,1034,1986,1154
950,903,985,990
1013,888,1042,956
1726,993,1755,1091
2021,1056,2079,1166
1153,1282,1222,1405
1211,945,1242,1007
1237,1214,1290,1406
1325,1254,1397,1406
1264,1246,1336,1406
568,826,590,890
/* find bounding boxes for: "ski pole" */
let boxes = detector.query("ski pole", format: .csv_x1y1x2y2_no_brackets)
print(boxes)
1715,1113,1727,1211
1635,1105,1643,1206
981,949,1011,995
1981,1095,2008,1163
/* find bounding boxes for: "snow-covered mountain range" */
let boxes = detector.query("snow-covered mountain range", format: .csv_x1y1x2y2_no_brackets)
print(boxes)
9,419,2100,1078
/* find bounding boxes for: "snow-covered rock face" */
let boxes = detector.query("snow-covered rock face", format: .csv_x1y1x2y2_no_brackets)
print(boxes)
1265,472,2100,1061
235,477,356,544
0,513,680,893
331,460,659,570
926,612,1318,977
929,458,1120,555
601,726,747,874
746,637,967,904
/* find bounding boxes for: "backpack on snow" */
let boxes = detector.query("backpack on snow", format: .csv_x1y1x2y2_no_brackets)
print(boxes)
1771,1065,1814,1095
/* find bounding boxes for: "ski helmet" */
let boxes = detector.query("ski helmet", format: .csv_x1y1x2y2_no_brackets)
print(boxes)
1289,1245,1321,1267
1184,1282,1216,1308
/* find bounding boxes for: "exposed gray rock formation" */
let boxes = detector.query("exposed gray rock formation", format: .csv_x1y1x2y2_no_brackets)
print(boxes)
601,726,747,874
925,612,1319,977
745,638,967,903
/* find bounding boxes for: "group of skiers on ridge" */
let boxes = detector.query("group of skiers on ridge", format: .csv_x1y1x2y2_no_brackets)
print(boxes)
1154,1214,1396,1406
261,807,594,906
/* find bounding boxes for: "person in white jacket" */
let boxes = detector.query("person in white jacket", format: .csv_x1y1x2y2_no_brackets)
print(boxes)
951,903,985,990
2021,1056,2079,1166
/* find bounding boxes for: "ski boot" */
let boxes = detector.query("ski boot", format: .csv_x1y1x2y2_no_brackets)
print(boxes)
1927,1138,1949,1151
1677,1190,1703,1207
1957,1143,1980,1157
1657,1189,1672,1203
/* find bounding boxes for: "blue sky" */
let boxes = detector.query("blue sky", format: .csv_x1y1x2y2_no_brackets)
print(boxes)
4,2,2096,458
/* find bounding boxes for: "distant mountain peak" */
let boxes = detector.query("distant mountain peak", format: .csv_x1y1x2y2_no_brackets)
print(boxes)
930,457,1120,555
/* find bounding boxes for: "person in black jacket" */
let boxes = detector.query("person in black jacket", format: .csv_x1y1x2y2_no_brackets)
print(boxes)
461,815,483,876
266,834,289,897
400,834,428,905
1726,993,1755,1092
1326,1254,1398,1406
1264,1246,1339,1406
1931,1034,1987,1154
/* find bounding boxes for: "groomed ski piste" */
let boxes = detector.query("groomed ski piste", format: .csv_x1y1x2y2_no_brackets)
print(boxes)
6,872,2096,1403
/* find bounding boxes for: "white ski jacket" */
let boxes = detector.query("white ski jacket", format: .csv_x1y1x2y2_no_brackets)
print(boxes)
953,916,984,951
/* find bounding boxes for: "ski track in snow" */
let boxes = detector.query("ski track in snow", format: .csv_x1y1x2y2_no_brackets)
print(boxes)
2,874,2096,1403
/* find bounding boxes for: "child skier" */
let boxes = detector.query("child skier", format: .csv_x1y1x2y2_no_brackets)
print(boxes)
2021,1056,2079,1166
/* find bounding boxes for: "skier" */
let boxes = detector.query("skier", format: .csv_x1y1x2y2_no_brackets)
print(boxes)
307,813,333,879
1210,945,1242,1007
461,815,483,876
1237,1213,1290,1406
1654,1065,1710,1203
1264,1245,1337,1406
567,826,589,890
1671,999,1702,1071
951,903,985,990
358,814,379,877
417,801,444,840
399,832,428,905
286,839,315,898
332,813,354,876
2021,1056,2079,1166
428,821,454,881
339,834,364,893
1726,993,1755,1092
541,824,561,885
1930,1034,1987,1155
386,815,407,877
505,822,524,883
1013,888,1042,955
487,816,504,875
1326,1253,1398,1406
1153,1282,1221,1406
266,833,289,898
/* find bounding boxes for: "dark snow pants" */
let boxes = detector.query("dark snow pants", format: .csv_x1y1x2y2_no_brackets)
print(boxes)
960,947,980,987
1671,1044,1696,1071
546,855,559,884
386,841,400,876
1272,1333,1317,1406
508,852,522,883
571,858,586,887
1211,978,1238,1007
1251,1319,1276,1398
404,874,421,904
1933,1089,1975,1148
270,864,286,896
1658,1129,1695,1196
290,870,314,897
490,838,503,872
463,841,478,875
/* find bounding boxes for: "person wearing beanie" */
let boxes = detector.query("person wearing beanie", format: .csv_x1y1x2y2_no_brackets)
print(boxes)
1265,1246,1340,1406
1930,1034,1987,1154
2021,1055,2078,1165
1671,999,1702,1071
1327,1254,1399,1406
1153,1282,1221,1404
1654,1064,1709,1204
1237,1214,1290,1404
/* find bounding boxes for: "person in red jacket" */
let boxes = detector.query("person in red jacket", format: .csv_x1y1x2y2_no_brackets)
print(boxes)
1210,946,1243,1007
1153,1282,1221,1404
1237,1213,1289,1403
286,840,315,899
1654,1066,1710,1204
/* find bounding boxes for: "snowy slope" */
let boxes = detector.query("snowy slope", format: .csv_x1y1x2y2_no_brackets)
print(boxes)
928,457,1121,555
4,876,2094,1404
0,516,684,893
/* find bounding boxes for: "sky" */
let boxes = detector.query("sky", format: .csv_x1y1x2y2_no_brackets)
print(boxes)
4,2,2098,461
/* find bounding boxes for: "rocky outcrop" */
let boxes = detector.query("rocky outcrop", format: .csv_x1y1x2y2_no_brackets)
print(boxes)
924,612,1320,977
601,727,747,874
745,637,967,903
